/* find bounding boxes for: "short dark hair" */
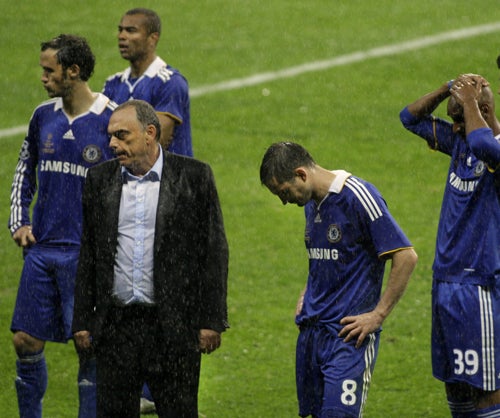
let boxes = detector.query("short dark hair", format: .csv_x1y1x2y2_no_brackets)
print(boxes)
40,34,95,81
260,142,315,186
115,100,161,142
125,8,161,36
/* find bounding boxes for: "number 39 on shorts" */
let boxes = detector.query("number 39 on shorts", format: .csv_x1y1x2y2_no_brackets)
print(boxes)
453,348,479,376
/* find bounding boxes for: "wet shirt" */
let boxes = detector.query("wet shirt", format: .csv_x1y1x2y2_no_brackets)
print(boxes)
9,94,116,245
113,147,163,305
297,171,412,330
103,57,193,157
400,107,500,285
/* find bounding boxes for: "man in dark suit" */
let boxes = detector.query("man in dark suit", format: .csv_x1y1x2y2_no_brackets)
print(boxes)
72,99,229,418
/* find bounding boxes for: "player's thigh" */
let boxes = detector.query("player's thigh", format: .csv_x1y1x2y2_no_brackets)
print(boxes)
432,281,500,390
11,247,61,339
53,247,79,336
320,332,379,417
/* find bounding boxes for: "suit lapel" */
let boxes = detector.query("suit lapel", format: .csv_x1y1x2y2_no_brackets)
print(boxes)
102,163,123,258
154,153,179,253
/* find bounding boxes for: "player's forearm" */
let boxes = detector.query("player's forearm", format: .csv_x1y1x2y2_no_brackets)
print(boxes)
296,286,307,316
373,248,417,321
406,83,450,118
462,98,488,135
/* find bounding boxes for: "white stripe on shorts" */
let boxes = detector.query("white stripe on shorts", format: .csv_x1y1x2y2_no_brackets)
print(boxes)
360,333,376,417
478,286,496,391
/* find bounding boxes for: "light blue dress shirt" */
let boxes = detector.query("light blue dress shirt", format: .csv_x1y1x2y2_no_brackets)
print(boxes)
113,146,163,305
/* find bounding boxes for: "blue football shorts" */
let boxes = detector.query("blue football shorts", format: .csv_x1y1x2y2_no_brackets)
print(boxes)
11,244,80,343
296,324,380,418
432,280,500,391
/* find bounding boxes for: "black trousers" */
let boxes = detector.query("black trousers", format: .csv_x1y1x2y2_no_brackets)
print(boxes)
95,304,201,418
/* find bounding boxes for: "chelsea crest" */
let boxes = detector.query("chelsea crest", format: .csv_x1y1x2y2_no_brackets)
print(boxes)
82,145,102,163
327,224,342,243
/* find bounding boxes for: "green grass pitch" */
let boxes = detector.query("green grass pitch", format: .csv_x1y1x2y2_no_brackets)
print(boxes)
2,1,500,416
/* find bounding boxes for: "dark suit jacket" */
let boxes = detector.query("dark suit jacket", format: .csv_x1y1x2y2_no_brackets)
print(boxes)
72,151,229,349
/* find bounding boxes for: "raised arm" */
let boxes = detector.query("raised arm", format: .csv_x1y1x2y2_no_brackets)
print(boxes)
406,81,451,118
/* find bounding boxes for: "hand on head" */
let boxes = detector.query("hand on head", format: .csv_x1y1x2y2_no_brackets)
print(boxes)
457,73,489,88
450,73,488,105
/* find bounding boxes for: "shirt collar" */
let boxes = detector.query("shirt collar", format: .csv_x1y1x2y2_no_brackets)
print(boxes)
328,170,352,194
120,57,167,83
54,93,111,116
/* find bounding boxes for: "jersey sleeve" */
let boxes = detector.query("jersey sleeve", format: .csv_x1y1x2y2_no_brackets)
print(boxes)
152,70,189,124
8,113,39,234
467,127,500,171
101,74,118,98
400,106,455,156
346,177,412,258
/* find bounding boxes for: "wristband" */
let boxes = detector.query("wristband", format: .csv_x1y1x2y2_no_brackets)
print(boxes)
447,80,454,90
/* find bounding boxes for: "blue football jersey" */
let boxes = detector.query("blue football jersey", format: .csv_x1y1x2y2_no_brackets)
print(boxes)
9,94,116,246
296,171,413,328
103,57,192,157
400,108,500,285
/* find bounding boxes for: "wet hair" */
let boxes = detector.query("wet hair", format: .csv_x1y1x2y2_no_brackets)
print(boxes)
125,8,161,36
115,100,161,142
40,34,95,81
260,142,315,186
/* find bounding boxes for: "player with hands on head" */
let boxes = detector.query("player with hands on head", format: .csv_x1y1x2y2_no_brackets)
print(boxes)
400,73,500,417
261,141,417,417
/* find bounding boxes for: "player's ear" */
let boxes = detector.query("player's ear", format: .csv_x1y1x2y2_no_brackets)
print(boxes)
294,167,307,182
148,32,160,45
66,63,80,80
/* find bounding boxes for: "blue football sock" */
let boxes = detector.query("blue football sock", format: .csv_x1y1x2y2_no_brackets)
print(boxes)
15,350,47,418
448,400,477,418
477,404,500,418
78,356,97,418
141,382,154,402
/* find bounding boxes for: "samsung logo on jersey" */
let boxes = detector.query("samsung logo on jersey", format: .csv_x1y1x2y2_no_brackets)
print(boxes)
308,248,339,260
40,160,88,178
449,172,478,193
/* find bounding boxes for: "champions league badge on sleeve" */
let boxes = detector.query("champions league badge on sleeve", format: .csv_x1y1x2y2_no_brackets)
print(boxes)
82,145,103,163
19,139,31,160
327,224,342,243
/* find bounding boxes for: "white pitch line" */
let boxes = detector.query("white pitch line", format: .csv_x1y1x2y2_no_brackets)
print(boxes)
0,125,29,138
2,21,500,139
190,21,500,97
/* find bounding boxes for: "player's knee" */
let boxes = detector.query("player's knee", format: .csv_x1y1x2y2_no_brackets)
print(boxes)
12,331,44,355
